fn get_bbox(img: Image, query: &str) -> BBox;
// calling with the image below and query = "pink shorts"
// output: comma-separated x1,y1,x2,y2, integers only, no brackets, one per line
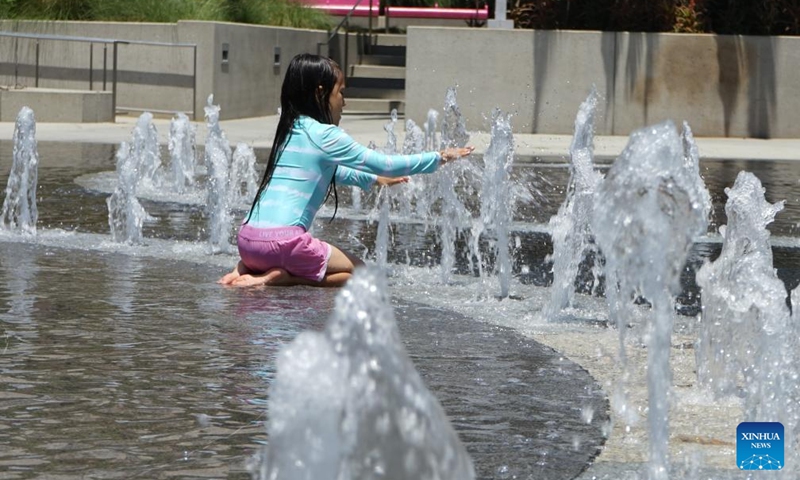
237,224,332,282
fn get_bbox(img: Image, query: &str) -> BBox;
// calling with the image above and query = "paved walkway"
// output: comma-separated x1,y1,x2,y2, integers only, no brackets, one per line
1,113,800,161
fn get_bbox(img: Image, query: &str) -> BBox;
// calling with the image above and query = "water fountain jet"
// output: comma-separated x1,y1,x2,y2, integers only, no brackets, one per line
1,107,39,235
592,120,709,480
229,142,258,208
107,142,153,244
545,87,603,319
473,108,515,298
167,112,197,194
695,170,799,473
250,267,475,480
131,112,162,190
204,95,234,254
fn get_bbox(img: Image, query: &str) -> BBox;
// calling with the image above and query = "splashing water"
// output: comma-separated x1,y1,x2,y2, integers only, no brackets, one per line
695,171,799,473
132,112,162,190
373,112,400,269
107,142,152,244
592,120,709,480
167,112,197,194
680,121,712,224
436,88,473,284
352,141,382,213
545,87,604,319
374,187,392,269
204,95,234,254
440,87,469,150
230,143,258,209
383,108,399,154
350,185,363,212
249,267,475,480
403,118,425,155
472,108,515,298
1,107,39,234
370,118,429,270
424,109,439,151
364,91,515,292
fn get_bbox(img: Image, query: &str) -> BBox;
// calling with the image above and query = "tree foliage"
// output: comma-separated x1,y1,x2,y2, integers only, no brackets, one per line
509,0,800,35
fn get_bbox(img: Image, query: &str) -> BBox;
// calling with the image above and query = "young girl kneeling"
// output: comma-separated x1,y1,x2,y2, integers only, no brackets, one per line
219,53,472,287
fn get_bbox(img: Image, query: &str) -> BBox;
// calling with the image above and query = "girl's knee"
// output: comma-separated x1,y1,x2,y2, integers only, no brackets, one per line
326,245,360,273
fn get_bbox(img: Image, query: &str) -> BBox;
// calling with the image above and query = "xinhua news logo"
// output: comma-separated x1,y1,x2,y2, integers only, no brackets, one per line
737,422,784,471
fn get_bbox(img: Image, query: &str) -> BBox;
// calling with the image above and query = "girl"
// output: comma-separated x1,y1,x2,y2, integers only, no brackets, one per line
219,53,473,287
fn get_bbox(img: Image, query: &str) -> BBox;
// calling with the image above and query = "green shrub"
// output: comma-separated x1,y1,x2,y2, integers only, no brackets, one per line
2,0,333,29
0,0,14,17
231,0,332,30
12,0,95,20
90,0,227,23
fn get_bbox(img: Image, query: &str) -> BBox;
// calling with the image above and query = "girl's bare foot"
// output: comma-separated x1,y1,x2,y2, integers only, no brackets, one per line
230,268,290,287
218,270,240,285
218,261,253,285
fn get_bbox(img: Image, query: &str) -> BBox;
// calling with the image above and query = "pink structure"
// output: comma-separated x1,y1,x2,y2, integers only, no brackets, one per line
386,4,488,20
303,0,488,21
303,0,379,17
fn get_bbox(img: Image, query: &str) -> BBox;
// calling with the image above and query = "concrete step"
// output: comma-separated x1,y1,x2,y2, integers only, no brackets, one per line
343,32,406,117
347,76,404,90
345,85,405,100
365,43,406,57
358,53,405,67
344,98,405,115
349,64,405,79
370,33,407,47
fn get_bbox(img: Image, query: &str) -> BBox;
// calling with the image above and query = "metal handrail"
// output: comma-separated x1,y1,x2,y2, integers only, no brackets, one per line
326,0,370,44
0,31,198,119
317,0,372,79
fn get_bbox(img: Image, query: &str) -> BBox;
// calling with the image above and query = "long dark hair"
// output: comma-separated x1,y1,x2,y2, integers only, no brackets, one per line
245,53,341,224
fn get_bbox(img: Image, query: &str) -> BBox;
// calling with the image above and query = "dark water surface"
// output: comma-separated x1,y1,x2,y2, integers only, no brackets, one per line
3,143,798,239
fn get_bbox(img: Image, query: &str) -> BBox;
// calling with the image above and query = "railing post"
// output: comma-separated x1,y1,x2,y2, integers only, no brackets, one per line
89,42,93,90
344,20,349,79
192,45,198,120
35,40,40,87
13,37,18,87
369,0,373,36
112,41,119,119
384,0,390,33
103,43,108,91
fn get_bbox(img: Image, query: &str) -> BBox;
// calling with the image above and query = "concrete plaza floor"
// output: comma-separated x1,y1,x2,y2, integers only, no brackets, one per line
1,113,800,162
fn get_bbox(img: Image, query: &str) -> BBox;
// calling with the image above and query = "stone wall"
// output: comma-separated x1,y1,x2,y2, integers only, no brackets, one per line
0,20,327,121
406,27,800,138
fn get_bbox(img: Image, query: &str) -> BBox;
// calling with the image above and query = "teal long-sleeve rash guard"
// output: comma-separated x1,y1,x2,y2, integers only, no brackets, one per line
246,115,442,230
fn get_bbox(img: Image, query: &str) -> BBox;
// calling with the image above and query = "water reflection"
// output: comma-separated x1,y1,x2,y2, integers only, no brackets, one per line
0,243,39,344
0,245,271,478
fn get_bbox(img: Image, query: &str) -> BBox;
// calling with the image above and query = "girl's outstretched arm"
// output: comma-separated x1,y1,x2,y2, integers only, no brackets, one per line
314,122,474,177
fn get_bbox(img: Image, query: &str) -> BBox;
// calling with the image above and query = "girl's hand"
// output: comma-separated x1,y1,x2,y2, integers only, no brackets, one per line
376,176,410,187
439,146,475,165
